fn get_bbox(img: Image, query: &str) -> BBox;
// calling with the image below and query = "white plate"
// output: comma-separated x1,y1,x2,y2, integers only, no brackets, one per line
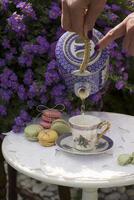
56,133,113,155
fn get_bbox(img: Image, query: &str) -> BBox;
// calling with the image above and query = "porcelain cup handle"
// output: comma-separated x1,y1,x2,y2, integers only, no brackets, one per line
97,121,111,140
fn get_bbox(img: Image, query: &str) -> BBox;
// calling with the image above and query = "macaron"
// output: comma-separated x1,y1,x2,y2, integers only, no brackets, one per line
40,120,51,129
38,129,58,147
41,115,56,123
24,124,44,141
43,109,62,119
117,154,133,166
51,119,71,135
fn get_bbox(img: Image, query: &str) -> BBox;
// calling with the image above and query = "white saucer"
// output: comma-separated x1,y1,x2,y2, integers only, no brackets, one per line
56,133,113,155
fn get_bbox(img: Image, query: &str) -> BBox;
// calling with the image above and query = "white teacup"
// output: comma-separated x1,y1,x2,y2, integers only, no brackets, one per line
69,115,110,151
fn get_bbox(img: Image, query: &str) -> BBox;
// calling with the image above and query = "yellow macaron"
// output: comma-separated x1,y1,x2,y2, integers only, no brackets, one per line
38,129,58,147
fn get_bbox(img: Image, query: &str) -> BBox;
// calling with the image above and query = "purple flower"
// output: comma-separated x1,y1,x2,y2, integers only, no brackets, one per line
70,108,81,116
27,100,36,109
28,82,38,99
12,125,23,133
56,27,65,39
23,44,37,54
18,54,33,67
111,51,123,60
10,47,17,54
0,59,6,67
49,42,57,58
36,36,49,54
20,110,31,122
16,1,36,19
106,12,119,22
39,85,47,94
118,66,125,74
111,4,121,11
2,38,10,49
49,2,61,19
0,89,12,102
13,110,31,133
36,36,47,46
10,82,18,91
0,68,18,90
104,27,111,34
115,80,125,90
10,72,18,81
51,84,65,97
23,38,49,55
40,95,48,104
8,12,26,36
12,0,20,5
97,19,107,26
54,96,64,105
38,44,49,55
108,42,118,50
124,10,131,15
123,73,128,81
47,59,57,70
90,92,102,103
62,98,72,110
0,105,7,116
15,116,25,126
5,52,14,61
24,69,33,85
1,0,9,10
45,70,60,86
17,85,27,100
104,4,111,11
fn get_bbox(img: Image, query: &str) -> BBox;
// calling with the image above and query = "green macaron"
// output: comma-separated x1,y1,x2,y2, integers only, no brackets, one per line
117,154,133,166
51,119,71,135
24,124,44,141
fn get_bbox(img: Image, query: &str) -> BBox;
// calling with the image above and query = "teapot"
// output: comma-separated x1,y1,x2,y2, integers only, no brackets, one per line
55,29,109,96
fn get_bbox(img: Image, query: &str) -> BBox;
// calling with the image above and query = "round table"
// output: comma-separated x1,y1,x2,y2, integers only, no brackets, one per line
2,112,134,200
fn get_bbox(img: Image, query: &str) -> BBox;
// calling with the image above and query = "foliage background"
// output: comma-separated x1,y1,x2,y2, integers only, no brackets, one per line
0,0,134,132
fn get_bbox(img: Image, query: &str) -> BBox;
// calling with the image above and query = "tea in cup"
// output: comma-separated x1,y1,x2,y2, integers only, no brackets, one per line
69,115,110,151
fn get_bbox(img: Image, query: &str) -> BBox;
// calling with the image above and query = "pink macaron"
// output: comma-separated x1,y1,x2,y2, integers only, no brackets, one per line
43,109,62,119
40,120,51,129
41,115,55,123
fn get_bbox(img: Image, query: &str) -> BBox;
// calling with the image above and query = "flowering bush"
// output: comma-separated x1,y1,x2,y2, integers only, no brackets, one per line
0,0,134,132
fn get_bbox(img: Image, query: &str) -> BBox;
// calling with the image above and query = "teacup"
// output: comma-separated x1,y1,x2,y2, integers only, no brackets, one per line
69,115,110,151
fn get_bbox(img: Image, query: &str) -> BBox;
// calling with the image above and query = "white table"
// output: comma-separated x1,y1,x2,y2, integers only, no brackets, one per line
2,112,134,200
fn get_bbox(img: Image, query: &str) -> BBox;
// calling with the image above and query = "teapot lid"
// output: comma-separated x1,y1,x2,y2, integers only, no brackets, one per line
55,29,109,73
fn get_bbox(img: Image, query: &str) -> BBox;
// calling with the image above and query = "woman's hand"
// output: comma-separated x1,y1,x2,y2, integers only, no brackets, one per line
61,0,106,37
98,13,134,56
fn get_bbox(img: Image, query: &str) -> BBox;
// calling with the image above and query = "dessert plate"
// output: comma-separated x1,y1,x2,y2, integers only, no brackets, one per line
56,133,113,155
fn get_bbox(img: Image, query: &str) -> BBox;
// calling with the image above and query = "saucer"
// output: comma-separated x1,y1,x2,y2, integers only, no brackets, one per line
56,133,113,155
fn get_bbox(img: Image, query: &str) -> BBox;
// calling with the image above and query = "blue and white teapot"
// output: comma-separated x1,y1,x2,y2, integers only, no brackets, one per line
55,29,109,95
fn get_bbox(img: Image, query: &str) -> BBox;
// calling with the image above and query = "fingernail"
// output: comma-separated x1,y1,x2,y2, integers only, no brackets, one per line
87,30,93,39
95,44,100,51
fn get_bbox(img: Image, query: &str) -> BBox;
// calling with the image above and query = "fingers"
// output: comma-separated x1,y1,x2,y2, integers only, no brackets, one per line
61,0,90,37
84,0,106,36
98,15,134,56
98,22,126,49
61,0,72,31
69,1,85,37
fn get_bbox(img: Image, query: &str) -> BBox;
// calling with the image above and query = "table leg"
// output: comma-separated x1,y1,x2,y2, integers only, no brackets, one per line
0,138,7,200
58,186,71,200
82,188,98,200
8,165,17,200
